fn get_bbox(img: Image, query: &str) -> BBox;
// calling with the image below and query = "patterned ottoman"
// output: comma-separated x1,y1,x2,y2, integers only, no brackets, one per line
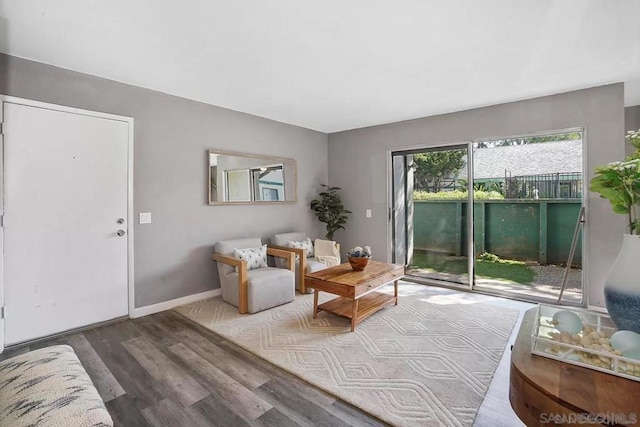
0,345,112,427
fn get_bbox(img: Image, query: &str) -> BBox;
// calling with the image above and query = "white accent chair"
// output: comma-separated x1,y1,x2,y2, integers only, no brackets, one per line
212,238,295,314
270,232,340,294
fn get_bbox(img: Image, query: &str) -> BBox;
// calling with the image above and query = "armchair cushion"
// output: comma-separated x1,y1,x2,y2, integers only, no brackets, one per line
286,237,314,258
214,238,295,314
233,244,268,271
271,232,342,294
222,267,295,313
306,258,329,274
272,232,307,248
272,232,308,270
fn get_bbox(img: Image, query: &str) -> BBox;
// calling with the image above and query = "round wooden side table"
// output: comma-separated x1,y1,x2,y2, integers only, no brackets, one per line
510,308,640,426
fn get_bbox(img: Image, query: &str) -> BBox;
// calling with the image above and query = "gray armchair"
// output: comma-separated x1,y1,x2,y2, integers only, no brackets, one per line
212,238,295,314
270,232,340,294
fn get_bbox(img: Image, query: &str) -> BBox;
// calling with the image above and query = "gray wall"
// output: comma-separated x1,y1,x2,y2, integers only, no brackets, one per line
626,105,640,156
0,54,328,308
328,84,626,308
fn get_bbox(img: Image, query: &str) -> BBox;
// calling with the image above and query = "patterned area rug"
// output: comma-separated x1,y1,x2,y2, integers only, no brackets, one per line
174,287,518,426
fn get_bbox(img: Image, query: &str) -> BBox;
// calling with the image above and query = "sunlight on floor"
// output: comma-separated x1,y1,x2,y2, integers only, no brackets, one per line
420,294,485,305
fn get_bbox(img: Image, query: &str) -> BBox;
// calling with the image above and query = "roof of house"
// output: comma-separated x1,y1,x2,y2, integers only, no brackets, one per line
459,140,583,179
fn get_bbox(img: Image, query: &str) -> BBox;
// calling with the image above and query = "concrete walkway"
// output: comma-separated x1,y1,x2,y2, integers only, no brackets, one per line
407,264,583,304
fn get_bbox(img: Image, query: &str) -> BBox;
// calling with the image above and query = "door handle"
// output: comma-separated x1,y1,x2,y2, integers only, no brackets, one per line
117,230,126,237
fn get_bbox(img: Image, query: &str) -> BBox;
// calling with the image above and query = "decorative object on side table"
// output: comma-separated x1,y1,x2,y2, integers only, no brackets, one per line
532,304,640,382
347,245,371,271
590,129,640,334
310,185,351,240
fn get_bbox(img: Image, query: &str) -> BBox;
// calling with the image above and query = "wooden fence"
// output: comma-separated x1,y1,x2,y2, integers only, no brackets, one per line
413,200,582,265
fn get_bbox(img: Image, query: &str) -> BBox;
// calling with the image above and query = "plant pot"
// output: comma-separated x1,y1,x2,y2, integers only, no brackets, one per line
604,234,640,334
348,256,370,271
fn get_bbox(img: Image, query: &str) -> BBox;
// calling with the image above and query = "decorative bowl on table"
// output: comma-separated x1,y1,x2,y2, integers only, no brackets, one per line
347,246,372,271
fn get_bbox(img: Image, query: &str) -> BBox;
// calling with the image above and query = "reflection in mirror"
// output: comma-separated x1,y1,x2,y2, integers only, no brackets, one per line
208,150,296,204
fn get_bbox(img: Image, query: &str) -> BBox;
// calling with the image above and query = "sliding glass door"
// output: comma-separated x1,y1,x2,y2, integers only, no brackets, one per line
392,145,473,288
391,130,585,305
470,133,584,304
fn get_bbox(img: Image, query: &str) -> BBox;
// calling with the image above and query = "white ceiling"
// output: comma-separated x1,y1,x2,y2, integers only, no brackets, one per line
1,1,639,133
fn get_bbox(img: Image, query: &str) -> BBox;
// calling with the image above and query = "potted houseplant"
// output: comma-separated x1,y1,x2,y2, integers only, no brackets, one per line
310,185,351,240
590,129,640,333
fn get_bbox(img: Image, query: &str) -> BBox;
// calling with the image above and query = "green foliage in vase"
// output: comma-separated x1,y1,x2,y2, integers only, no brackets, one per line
310,185,351,240
589,130,640,235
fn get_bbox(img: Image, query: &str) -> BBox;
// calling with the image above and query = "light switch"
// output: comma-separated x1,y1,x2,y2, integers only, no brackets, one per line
139,212,152,224
366,209,372,218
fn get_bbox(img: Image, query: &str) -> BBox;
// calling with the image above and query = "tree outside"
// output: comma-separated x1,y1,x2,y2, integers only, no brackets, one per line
413,150,465,193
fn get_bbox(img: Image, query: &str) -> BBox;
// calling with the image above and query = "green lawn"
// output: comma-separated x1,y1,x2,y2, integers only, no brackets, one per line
410,251,536,284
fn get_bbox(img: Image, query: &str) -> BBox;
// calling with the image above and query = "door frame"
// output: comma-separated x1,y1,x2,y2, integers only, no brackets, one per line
0,95,135,351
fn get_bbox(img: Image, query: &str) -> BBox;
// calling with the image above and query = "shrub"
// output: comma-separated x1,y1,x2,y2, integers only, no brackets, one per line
413,190,504,200
478,252,500,262
477,251,526,266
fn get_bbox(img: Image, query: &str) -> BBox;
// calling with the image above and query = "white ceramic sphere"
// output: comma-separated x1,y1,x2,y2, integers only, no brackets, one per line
610,330,640,352
622,349,640,361
552,310,583,334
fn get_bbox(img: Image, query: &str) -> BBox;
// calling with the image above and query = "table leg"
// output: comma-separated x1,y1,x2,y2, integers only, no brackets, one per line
394,279,399,305
351,298,359,332
313,289,319,319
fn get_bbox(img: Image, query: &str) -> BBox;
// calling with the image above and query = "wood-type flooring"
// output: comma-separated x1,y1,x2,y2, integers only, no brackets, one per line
0,310,386,427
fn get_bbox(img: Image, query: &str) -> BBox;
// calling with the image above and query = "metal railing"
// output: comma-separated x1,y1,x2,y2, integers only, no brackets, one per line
504,172,582,199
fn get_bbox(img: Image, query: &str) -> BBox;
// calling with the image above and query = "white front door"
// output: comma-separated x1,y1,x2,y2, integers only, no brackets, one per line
2,99,131,346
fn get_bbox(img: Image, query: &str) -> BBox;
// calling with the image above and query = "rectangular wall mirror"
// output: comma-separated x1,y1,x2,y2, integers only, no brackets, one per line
208,150,297,204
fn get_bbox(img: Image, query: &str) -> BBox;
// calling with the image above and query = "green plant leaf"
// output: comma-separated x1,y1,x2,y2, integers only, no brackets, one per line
310,185,350,239
590,136,640,233
612,204,630,214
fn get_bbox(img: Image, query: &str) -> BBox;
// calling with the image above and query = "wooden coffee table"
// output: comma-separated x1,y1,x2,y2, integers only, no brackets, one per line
305,261,405,331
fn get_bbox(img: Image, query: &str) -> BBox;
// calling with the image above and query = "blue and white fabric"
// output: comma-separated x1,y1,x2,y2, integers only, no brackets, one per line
286,237,314,258
233,244,268,271
0,345,112,427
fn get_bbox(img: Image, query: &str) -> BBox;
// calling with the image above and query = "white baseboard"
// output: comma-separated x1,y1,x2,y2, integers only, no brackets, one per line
132,289,221,318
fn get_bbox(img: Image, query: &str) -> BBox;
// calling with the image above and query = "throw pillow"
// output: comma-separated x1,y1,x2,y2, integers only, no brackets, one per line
233,244,268,272
287,237,314,258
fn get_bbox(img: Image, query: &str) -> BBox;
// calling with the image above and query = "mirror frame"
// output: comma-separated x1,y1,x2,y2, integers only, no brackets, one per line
208,149,297,205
